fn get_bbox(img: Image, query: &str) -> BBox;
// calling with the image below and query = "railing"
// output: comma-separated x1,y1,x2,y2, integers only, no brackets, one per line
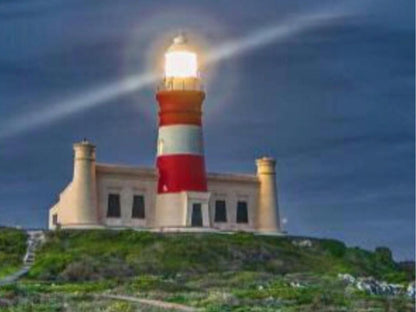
157,77,204,92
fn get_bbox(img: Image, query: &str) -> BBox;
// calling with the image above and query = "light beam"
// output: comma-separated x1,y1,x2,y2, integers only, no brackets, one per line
0,10,345,140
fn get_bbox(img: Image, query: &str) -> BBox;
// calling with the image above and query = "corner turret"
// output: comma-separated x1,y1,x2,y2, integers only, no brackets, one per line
70,139,99,227
256,157,281,232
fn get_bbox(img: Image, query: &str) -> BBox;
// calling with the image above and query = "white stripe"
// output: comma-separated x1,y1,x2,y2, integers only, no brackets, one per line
157,125,203,156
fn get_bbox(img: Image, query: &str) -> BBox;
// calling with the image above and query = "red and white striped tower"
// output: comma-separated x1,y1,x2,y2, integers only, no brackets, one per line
154,34,210,228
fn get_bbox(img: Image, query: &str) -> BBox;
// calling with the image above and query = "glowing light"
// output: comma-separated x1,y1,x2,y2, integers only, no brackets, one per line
164,34,198,78
165,51,198,78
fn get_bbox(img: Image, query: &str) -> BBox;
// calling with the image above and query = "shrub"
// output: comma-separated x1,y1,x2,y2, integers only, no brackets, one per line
381,271,408,284
59,256,134,282
28,254,72,280
319,239,347,258
374,247,393,264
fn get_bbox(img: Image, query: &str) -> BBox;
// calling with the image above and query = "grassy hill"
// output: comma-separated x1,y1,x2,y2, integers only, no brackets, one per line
0,229,414,311
28,230,412,283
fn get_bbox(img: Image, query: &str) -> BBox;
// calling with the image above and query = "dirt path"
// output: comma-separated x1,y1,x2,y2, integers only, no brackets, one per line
101,294,200,311
0,267,30,286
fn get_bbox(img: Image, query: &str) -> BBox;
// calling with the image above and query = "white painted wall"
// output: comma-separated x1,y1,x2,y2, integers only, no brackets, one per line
207,175,259,231
49,160,279,233
96,165,157,228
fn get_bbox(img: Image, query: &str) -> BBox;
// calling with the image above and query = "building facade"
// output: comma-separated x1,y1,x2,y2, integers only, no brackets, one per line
48,35,281,233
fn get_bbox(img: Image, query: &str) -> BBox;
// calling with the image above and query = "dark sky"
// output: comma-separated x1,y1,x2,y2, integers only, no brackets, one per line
0,0,414,260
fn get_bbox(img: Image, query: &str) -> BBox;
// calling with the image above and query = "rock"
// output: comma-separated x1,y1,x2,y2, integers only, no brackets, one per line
338,273,355,284
355,277,404,296
337,274,408,297
292,239,312,248
407,282,415,298
289,281,304,288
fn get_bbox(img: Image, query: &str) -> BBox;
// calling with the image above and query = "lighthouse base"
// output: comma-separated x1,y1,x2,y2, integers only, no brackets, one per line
154,191,211,228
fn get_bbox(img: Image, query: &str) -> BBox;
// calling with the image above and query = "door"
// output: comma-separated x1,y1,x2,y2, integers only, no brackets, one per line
191,203,203,227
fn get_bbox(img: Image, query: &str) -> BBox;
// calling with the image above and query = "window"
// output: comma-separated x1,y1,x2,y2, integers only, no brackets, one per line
236,201,248,223
214,200,227,222
107,194,121,218
52,214,58,225
132,195,145,219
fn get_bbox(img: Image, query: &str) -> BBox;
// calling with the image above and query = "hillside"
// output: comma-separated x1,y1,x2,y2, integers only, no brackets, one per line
0,229,414,311
0,228,27,278
27,230,412,283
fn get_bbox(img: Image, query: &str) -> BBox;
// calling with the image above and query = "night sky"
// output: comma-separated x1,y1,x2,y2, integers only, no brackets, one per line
0,0,414,260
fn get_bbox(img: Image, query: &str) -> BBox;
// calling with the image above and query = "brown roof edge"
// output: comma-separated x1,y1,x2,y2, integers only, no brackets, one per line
95,163,258,183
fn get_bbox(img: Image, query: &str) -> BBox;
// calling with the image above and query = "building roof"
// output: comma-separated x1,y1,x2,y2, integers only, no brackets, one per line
96,163,259,184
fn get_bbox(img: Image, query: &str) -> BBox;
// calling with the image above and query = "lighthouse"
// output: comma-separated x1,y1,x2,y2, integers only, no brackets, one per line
154,34,211,228
48,34,282,233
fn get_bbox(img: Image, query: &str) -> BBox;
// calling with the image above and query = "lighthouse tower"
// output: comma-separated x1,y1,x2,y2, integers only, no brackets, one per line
154,34,211,228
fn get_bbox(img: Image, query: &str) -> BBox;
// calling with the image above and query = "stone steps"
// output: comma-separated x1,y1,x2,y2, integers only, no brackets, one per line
22,231,45,267
0,230,45,286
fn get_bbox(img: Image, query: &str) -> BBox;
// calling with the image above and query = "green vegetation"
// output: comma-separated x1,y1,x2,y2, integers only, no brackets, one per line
1,271,414,311
28,230,413,283
0,228,27,278
0,229,414,311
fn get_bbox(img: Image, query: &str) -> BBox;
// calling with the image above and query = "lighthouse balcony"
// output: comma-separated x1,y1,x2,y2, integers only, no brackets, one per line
157,77,204,92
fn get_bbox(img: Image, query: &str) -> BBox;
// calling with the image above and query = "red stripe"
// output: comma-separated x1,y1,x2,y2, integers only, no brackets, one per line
156,90,205,126
159,112,202,126
157,155,207,193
